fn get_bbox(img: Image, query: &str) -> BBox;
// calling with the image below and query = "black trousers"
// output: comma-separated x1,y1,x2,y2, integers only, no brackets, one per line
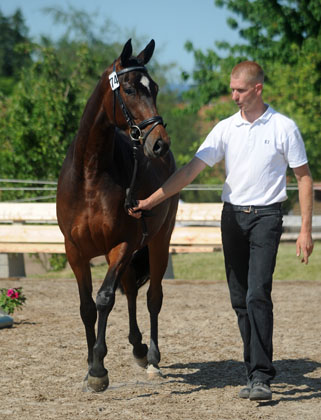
221,202,283,384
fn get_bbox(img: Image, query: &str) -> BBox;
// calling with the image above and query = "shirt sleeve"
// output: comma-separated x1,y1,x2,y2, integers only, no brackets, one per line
284,125,308,168
195,122,225,167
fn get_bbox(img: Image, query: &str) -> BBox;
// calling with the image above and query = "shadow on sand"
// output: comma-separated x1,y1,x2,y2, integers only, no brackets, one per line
163,358,321,404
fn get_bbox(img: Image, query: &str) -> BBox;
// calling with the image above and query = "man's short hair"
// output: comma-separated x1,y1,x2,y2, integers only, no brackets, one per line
231,61,264,85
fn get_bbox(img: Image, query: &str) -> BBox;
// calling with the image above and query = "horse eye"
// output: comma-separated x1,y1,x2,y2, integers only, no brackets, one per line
124,87,136,95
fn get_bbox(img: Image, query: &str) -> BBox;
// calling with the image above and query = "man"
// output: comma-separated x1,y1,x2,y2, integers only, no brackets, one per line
128,61,314,401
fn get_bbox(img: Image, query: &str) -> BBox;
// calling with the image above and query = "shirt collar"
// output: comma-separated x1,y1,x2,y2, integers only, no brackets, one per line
234,104,273,126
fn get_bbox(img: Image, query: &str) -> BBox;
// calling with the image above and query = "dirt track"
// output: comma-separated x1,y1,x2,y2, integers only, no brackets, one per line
1,275,320,420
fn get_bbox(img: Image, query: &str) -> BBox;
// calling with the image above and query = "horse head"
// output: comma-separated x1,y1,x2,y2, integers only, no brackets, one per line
104,39,170,159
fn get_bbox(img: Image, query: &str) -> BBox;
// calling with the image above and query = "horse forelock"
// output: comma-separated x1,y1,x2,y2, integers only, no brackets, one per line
117,59,156,97
120,56,144,69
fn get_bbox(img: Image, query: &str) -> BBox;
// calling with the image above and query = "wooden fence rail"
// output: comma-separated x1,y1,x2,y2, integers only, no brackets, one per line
0,202,223,254
1,202,320,256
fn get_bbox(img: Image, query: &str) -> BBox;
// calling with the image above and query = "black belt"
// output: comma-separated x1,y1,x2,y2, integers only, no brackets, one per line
223,202,282,213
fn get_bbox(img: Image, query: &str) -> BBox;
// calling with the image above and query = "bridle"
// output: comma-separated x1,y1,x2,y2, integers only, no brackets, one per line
110,61,165,245
111,61,165,146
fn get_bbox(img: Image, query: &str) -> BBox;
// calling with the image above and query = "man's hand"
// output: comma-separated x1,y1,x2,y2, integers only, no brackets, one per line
128,199,150,219
296,232,314,264
127,157,207,220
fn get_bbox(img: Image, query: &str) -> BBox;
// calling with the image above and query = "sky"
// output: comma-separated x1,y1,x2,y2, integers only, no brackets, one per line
0,0,242,82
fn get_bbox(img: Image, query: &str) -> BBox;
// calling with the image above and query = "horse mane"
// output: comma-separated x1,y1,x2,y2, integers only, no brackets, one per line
113,128,135,174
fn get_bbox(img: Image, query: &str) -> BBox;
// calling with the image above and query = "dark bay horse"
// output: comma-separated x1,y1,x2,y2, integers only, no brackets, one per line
56,39,178,392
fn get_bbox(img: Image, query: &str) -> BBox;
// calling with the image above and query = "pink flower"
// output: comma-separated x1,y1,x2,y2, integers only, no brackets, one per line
7,289,19,299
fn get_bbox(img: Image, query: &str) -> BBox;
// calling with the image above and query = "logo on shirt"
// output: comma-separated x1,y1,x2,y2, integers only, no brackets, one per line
264,139,270,144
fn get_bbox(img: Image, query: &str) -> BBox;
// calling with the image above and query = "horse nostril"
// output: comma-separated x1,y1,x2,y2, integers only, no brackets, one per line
153,139,169,157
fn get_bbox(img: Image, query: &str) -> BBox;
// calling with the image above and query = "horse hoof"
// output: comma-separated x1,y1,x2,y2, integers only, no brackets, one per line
147,364,162,379
86,373,109,393
134,354,148,368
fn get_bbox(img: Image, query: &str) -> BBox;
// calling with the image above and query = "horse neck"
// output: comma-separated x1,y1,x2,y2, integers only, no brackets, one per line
73,75,115,175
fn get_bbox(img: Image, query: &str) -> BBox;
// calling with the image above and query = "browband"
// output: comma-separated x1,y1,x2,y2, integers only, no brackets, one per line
116,66,148,77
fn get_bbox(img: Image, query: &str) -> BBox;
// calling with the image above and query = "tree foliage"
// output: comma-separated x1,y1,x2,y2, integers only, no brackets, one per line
0,44,92,200
183,0,321,181
0,6,197,201
215,0,321,63
0,9,31,94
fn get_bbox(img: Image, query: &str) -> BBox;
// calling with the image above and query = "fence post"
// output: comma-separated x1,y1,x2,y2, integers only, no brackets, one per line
0,253,26,278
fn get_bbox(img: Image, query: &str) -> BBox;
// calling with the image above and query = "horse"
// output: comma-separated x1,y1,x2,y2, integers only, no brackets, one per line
56,39,178,392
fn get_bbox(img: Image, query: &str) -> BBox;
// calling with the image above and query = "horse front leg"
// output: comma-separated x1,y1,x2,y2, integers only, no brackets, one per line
87,244,131,392
86,269,116,392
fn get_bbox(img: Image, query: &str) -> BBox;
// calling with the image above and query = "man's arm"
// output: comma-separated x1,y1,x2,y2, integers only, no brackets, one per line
128,157,207,218
293,163,314,264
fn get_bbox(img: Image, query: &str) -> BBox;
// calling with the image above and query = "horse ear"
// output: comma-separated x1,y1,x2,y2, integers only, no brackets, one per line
120,39,133,67
137,39,155,65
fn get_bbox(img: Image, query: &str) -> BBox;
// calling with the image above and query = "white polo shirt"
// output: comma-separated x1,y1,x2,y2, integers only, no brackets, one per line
195,105,308,206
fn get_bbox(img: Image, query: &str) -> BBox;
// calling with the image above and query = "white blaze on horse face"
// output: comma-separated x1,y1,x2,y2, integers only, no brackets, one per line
140,75,151,93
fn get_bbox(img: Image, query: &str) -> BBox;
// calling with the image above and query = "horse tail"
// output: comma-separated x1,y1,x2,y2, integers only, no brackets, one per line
118,246,150,293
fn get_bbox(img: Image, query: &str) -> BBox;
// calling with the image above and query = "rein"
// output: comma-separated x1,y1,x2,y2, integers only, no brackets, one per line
111,62,164,246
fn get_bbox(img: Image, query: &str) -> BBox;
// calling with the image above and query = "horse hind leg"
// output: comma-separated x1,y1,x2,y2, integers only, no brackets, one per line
121,247,150,367
65,242,98,390
122,272,149,368
145,239,170,379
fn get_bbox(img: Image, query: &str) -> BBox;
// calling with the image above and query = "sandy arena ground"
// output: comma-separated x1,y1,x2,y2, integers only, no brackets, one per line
1,275,320,420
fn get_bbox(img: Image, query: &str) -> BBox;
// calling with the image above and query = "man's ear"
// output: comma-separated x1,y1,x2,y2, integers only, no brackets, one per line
255,83,263,95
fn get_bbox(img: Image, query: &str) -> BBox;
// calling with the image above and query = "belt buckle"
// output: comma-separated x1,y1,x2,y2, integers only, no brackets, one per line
243,205,252,213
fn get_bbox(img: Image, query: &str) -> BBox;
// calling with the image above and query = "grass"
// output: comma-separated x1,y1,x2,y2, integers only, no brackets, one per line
38,242,321,282
274,241,321,281
171,242,321,282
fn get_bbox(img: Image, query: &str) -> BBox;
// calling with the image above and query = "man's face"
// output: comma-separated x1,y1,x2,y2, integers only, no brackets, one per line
230,75,262,113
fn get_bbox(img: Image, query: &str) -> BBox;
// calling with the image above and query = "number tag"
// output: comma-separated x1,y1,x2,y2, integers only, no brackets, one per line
109,71,120,90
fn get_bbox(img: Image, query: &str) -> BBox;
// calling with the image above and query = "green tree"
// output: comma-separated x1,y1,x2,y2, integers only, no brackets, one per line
0,43,91,200
41,5,173,93
0,8,31,94
0,6,199,203
263,42,321,179
39,6,124,98
182,0,321,181
215,0,321,64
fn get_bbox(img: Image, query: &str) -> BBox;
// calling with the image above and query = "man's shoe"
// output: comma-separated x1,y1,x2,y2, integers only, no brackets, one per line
249,382,272,401
239,383,251,399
